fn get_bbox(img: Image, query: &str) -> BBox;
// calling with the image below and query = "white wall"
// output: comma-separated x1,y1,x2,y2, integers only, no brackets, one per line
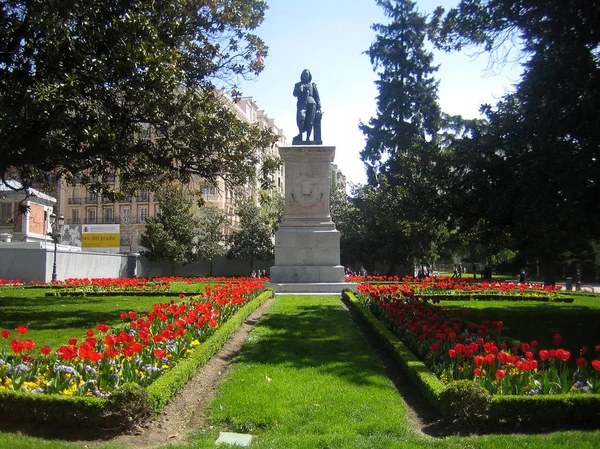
0,243,128,282
0,243,273,282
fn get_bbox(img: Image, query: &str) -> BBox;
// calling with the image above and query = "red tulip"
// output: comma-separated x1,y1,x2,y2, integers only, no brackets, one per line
41,345,52,355
553,333,562,345
67,338,78,346
474,355,484,366
15,325,28,335
539,350,549,360
484,354,495,365
592,360,600,371
576,357,586,367
22,339,36,351
556,349,571,362
1,330,10,339
97,323,110,333
496,369,506,379
474,368,482,376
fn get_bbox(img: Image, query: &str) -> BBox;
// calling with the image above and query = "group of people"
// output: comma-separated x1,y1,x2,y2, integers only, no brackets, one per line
344,267,369,279
452,264,464,278
251,270,267,278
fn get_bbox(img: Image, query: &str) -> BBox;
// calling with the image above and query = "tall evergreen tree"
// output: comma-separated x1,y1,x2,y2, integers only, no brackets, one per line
197,206,229,276
434,0,600,284
359,0,447,272
140,186,200,267
227,200,273,271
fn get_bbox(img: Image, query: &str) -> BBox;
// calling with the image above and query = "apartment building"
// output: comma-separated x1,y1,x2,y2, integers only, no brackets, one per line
57,96,286,253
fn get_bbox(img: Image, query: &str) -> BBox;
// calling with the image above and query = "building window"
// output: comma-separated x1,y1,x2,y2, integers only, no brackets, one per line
121,207,130,223
87,208,96,224
103,208,114,223
71,209,80,224
203,186,217,196
0,203,13,225
138,207,148,223
136,191,150,202
86,193,97,204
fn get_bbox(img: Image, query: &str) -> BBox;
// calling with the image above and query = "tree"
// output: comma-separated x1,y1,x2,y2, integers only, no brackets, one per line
197,206,229,276
227,199,273,271
359,0,448,272
140,186,199,268
1,0,276,196
433,1,600,284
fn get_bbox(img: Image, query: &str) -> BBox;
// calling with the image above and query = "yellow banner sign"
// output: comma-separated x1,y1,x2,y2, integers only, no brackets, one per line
81,233,120,248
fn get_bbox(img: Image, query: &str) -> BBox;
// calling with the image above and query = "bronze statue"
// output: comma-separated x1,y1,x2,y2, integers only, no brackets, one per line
293,69,322,145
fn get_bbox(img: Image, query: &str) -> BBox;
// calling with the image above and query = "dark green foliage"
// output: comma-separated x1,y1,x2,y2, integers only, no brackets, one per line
197,206,229,275
438,379,491,423
1,0,276,195
105,382,152,430
359,0,448,271
489,394,600,427
432,1,600,285
140,186,200,265
0,390,106,427
227,200,274,268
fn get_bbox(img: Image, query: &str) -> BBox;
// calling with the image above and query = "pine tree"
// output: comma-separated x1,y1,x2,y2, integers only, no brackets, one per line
359,0,446,271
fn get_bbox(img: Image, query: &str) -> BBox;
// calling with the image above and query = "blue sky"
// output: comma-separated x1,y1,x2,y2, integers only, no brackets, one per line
238,0,523,185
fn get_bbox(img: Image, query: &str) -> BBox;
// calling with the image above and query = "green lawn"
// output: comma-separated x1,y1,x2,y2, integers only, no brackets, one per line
0,292,599,448
441,296,600,357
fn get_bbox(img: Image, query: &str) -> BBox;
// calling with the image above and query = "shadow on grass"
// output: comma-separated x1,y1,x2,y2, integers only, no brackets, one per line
233,302,400,387
0,295,157,331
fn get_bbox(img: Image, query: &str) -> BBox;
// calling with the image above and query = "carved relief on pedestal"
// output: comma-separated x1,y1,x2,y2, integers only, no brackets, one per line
289,177,324,209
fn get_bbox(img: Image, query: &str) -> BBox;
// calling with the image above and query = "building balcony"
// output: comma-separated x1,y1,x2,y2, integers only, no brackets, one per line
85,196,98,204
135,194,150,202
67,198,83,205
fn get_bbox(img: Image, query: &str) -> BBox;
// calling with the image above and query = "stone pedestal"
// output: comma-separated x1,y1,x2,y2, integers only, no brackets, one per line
269,145,344,285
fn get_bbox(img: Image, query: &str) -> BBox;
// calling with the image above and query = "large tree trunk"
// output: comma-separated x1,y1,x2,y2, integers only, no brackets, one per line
543,258,557,287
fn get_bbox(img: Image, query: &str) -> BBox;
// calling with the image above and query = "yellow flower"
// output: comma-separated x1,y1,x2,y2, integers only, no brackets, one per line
191,339,200,346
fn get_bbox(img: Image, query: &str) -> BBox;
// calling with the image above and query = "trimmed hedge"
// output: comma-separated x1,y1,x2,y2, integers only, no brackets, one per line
344,291,600,428
418,293,564,302
0,289,273,431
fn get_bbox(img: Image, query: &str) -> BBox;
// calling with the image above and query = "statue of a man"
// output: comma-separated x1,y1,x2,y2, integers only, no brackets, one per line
293,69,322,144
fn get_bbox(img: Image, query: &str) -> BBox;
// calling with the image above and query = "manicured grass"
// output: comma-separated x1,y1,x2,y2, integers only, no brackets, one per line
188,296,600,449
1,293,599,448
199,295,417,448
441,296,600,357
0,287,183,353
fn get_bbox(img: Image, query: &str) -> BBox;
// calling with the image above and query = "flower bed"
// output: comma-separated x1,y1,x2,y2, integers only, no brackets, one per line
356,283,599,396
1,280,264,397
345,287,600,427
0,278,273,430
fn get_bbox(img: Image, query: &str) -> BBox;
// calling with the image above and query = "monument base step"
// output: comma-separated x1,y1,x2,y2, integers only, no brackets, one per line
266,282,358,295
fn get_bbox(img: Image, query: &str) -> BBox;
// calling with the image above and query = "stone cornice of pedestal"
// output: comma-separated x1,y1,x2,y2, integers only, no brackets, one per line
278,145,336,162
